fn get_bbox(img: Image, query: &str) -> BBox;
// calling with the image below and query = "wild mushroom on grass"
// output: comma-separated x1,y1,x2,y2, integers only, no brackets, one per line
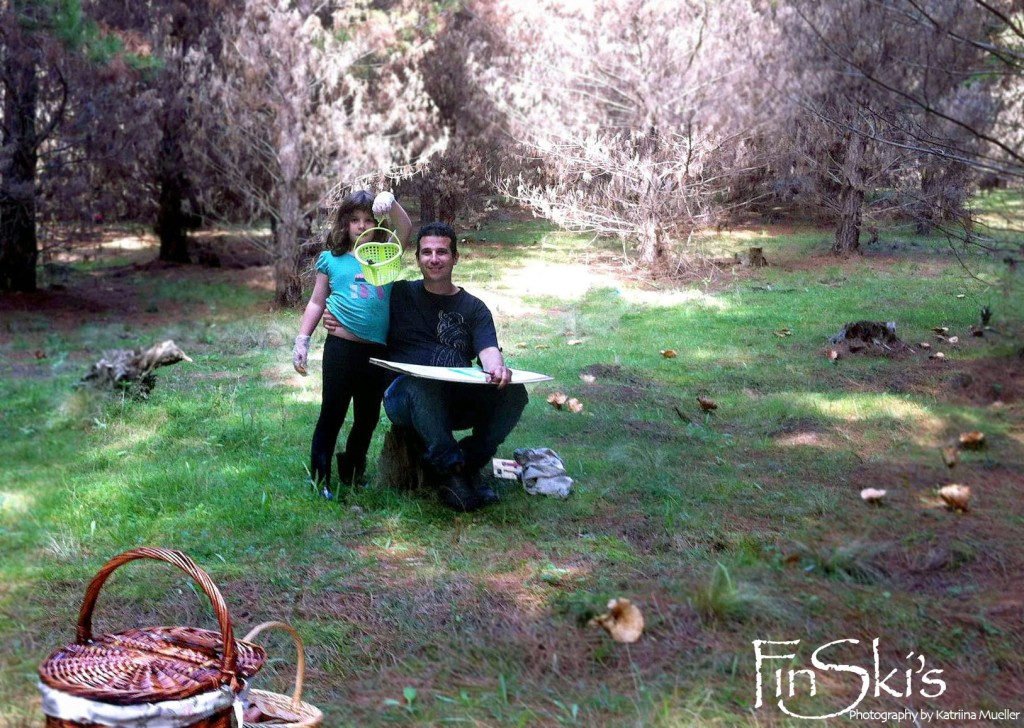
589,598,644,643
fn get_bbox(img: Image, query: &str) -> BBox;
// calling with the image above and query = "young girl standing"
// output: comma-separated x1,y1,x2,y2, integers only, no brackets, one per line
292,190,412,499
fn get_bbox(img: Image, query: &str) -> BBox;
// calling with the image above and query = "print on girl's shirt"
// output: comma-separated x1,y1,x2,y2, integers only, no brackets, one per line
350,274,385,300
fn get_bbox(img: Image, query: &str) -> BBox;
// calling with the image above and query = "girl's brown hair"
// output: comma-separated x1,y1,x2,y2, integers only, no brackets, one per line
327,190,390,255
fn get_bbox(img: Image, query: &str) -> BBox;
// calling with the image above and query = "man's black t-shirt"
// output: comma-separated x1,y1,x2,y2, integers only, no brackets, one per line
388,280,499,367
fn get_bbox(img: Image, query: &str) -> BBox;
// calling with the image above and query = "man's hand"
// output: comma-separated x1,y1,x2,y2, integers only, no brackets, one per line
293,334,311,375
322,311,340,333
484,364,512,389
479,346,510,389
372,191,396,219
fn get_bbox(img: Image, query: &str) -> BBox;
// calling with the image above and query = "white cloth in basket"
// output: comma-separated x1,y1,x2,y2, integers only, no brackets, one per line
39,681,248,728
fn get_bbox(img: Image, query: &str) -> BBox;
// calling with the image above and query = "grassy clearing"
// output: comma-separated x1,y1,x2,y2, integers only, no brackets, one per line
1,216,1022,726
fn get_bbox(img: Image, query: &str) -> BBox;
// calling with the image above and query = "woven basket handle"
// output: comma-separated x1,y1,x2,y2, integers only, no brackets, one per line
75,547,239,690
242,621,307,712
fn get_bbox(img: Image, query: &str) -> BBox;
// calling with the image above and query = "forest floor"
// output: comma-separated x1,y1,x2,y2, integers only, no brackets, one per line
1,211,1023,726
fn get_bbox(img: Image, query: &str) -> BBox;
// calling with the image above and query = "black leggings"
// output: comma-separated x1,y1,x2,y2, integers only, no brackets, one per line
310,336,387,486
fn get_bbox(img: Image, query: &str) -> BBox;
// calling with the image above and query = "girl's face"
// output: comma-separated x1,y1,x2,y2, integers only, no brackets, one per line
347,210,375,244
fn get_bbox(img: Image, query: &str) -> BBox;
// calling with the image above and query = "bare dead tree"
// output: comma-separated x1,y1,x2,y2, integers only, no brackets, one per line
779,0,1021,256
407,4,515,225
195,0,445,306
480,0,769,270
842,0,1024,180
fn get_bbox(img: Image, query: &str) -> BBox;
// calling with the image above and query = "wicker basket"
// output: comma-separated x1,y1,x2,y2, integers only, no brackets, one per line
353,228,403,286
241,622,323,727
38,547,266,728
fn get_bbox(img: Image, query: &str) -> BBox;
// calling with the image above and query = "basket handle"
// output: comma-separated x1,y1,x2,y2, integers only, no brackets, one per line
75,547,240,691
354,226,402,252
242,621,308,713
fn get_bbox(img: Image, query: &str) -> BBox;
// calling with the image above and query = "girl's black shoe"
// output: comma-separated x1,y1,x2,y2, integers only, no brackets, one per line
335,451,366,487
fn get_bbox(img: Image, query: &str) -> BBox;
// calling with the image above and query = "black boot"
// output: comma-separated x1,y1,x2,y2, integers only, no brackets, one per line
311,453,334,501
470,469,499,506
437,467,481,512
335,452,366,487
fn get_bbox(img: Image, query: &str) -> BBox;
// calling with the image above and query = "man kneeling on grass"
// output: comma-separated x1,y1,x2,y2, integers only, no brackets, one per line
326,221,528,511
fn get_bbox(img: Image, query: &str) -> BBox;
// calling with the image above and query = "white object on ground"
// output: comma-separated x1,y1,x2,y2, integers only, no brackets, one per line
514,447,574,498
860,488,886,503
492,458,522,480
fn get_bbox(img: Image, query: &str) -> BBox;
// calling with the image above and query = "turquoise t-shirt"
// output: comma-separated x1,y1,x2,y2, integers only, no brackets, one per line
316,251,391,344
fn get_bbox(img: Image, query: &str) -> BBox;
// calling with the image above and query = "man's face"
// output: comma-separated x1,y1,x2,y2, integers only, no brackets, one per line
417,235,458,284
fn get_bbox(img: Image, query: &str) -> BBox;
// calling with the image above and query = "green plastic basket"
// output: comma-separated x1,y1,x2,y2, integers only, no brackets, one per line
353,228,403,286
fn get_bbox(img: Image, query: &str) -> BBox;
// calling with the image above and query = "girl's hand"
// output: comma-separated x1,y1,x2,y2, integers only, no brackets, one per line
293,335,311,375
372,191,396,219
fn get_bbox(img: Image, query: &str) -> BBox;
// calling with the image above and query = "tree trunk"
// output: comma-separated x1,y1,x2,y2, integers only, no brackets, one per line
273,192,304,307
0,26,39,293
438,189,459,225
833,184,864,255
273,253,304,307
274,126,303,307
636,165,667,265
831,131,867,256
915,168,936,235
156,180,191,263
155,101,191,263
636,216,664,266
419,182,437,224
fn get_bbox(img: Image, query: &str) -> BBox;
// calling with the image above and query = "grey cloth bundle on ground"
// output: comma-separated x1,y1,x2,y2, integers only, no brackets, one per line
513,447,574,498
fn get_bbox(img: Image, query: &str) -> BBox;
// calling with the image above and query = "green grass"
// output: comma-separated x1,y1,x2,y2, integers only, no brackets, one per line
1,214,1023,726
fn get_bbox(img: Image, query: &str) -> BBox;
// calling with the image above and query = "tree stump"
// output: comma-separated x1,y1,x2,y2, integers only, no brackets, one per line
826,320,911,358
734,247,768,267
828,320,900,347
378,426,427,491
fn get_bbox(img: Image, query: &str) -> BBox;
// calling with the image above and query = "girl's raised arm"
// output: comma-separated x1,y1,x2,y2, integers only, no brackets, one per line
373,191,413,249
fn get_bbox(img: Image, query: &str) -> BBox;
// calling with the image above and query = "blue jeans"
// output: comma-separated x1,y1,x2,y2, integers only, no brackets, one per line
383,376,528,474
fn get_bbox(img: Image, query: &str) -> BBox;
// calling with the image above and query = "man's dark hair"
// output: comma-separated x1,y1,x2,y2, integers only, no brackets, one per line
415,221,458,256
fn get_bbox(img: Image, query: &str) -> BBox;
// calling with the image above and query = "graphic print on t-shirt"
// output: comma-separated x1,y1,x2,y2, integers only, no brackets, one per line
431,310,470,366
349,274,384,301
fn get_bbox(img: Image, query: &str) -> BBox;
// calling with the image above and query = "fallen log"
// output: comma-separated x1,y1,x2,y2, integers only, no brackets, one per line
80,339,192,397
